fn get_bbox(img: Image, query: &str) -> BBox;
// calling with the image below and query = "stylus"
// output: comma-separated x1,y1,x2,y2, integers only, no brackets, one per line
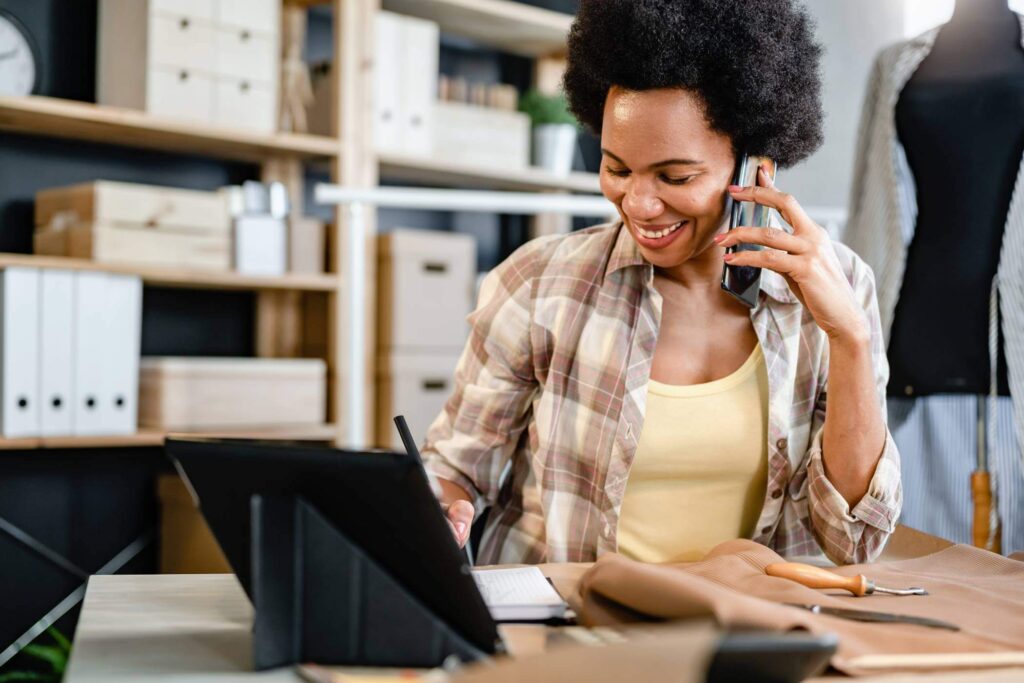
394,415,423,462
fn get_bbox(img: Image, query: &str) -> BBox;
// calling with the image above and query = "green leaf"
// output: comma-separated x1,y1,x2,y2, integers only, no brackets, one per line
0,671,58,682
44,628,70,655
518,89,579,128
20,645,66,674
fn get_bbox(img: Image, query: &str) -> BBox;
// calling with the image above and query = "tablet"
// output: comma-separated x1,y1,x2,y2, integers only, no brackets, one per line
166,436,501,657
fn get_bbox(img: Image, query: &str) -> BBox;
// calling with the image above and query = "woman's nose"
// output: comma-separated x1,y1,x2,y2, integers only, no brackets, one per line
621,182,665,221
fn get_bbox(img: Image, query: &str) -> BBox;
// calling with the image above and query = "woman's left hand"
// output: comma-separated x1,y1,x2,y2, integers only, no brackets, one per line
715,165,869,343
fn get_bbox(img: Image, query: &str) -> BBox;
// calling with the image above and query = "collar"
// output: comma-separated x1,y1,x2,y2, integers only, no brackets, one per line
604,222,797,305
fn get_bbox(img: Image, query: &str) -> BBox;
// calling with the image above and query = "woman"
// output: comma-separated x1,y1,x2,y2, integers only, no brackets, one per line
423,0,901,566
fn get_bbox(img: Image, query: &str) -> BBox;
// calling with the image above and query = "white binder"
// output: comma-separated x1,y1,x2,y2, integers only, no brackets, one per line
399,15,439,157
72,271,110,435
39,269,74,436
374,11,403,154
0,267,41,438
103,273,142,435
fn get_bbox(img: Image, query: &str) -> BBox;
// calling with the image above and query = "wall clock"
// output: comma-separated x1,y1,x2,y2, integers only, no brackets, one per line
0,9,38,96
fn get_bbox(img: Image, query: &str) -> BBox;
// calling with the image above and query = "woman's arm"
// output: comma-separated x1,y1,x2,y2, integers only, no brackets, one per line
822,329,887,506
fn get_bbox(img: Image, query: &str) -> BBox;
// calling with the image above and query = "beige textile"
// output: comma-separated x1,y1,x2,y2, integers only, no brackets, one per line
454,622,719,683
573,539,1024,676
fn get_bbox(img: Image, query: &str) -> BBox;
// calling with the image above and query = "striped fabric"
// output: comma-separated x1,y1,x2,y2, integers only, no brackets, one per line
841,16,1024,552
422,222,901,566
889,396,1023,553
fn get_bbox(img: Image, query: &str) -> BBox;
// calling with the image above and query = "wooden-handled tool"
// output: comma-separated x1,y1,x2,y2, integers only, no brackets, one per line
765,562,927,597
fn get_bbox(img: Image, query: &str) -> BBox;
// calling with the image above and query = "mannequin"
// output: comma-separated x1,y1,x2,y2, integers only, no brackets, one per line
887,0,1024,396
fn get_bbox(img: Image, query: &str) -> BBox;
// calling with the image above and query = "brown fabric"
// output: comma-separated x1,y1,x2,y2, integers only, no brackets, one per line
574,539,1024,676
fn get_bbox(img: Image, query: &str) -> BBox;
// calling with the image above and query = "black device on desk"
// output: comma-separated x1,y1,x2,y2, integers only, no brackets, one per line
167,433,836,681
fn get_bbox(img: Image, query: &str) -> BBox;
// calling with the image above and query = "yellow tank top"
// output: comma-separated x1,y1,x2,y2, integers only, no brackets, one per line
616,344,770,563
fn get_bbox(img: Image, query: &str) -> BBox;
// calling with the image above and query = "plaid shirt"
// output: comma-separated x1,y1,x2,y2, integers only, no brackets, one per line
423,222,902,566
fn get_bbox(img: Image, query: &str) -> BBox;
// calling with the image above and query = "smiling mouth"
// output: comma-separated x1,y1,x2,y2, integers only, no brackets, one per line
634,220,686,239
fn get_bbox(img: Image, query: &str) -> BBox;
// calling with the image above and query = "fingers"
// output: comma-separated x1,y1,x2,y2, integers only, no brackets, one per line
715,226,807,254
727,169,814,235
447,500,475,548
723,246,799,275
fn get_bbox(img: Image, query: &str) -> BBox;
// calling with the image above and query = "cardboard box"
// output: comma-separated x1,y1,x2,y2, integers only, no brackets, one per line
158,473,231,574
377,229,476,352
376,351,461,450
139,357,326,430
433,101,530,170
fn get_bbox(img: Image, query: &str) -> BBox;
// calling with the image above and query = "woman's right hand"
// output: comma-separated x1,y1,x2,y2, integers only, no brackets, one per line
445,499,475,548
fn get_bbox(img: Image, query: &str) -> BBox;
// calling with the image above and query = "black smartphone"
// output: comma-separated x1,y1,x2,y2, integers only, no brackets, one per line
721,154,777,308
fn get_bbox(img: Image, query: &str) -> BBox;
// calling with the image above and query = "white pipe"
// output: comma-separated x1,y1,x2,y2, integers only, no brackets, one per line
344,202,367,449
316,184,615,216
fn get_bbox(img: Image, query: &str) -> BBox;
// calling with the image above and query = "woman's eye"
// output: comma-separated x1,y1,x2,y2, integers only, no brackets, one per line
661,175,695,185
605,167,630,178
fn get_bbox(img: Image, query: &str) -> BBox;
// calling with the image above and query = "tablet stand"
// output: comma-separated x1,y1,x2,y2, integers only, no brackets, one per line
249,494,487,670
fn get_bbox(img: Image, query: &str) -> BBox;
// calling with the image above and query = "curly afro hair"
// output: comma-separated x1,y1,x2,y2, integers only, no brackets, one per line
563,0,824,168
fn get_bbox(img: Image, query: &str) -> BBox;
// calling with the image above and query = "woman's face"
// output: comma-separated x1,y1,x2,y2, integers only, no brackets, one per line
599,86,737,271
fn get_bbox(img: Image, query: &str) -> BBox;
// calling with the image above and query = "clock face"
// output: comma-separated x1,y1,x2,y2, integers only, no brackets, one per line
0,13,37,96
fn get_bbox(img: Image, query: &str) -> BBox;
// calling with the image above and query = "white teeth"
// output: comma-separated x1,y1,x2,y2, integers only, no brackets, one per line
637,221,684,240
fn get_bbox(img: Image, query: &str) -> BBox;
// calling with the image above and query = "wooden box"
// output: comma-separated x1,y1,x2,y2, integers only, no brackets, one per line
433,101,530,170
158,473,230,574
376,351,461,450
377,229,476,351
139,357,326,430
35,180,229,233
34,223,231,271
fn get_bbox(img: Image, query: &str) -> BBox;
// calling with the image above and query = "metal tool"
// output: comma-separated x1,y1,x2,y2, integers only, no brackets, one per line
765,562,928,596
785,603,960,632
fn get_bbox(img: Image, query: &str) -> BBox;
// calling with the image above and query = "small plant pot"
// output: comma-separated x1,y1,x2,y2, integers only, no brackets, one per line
532,123,578,176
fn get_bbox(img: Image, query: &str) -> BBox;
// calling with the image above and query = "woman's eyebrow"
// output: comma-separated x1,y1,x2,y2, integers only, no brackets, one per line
601,149,703,169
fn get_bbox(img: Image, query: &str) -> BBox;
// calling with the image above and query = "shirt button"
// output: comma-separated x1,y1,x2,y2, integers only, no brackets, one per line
771,488,783,500
776,438,788,451
603,522,612,538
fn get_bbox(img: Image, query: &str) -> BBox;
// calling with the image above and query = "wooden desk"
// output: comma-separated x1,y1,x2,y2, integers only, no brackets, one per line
64,528,1020,683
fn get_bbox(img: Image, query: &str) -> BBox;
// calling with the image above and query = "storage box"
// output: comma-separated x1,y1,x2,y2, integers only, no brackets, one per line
34,223,231,271
139,357,326,430
158,473,231,574
289,216,326,274
35,181,229,233
234,215,286,275
376,352,461,450
377,230,476,351
433,101,530,170
97,0,279,131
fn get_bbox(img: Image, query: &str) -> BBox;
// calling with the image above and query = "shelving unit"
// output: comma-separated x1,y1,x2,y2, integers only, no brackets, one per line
0,253,339,292
0,96,339,162
0,424,338,451
0,0,588,450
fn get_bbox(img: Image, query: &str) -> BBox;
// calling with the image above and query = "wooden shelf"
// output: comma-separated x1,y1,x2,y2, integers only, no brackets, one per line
0,424,340,451
299,0,572,57
380,152,601,193
0,253,340,292
0,96,340,163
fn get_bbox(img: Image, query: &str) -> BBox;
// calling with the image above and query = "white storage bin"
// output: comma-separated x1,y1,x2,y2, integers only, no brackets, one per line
378,230,476,352
433,101,530,170
376,352,461,450
97,0,278,131
139,357,326,430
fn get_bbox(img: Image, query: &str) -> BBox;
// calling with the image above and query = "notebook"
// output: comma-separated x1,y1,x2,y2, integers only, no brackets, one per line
472,566,570,622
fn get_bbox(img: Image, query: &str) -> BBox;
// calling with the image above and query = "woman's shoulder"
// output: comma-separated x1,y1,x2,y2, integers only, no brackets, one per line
496,221,622,281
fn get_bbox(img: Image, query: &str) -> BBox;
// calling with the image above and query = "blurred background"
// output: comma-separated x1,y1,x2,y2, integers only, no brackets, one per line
0,0,1021,680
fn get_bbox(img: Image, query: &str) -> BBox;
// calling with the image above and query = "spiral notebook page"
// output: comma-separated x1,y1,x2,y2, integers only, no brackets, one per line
472,566,568,622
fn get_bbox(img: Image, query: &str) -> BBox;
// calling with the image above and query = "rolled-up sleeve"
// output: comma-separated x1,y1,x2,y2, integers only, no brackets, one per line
421,240,544,515
805,247,903,564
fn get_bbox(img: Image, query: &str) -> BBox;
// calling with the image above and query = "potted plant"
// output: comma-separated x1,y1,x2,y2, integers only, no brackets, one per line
519,89,579,176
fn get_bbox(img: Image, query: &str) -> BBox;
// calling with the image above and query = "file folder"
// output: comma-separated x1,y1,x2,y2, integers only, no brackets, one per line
72,271,110,435
374,12,402,153
103,273,141,435
39,269,74,436
399,15,438,156
0,267,41,438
